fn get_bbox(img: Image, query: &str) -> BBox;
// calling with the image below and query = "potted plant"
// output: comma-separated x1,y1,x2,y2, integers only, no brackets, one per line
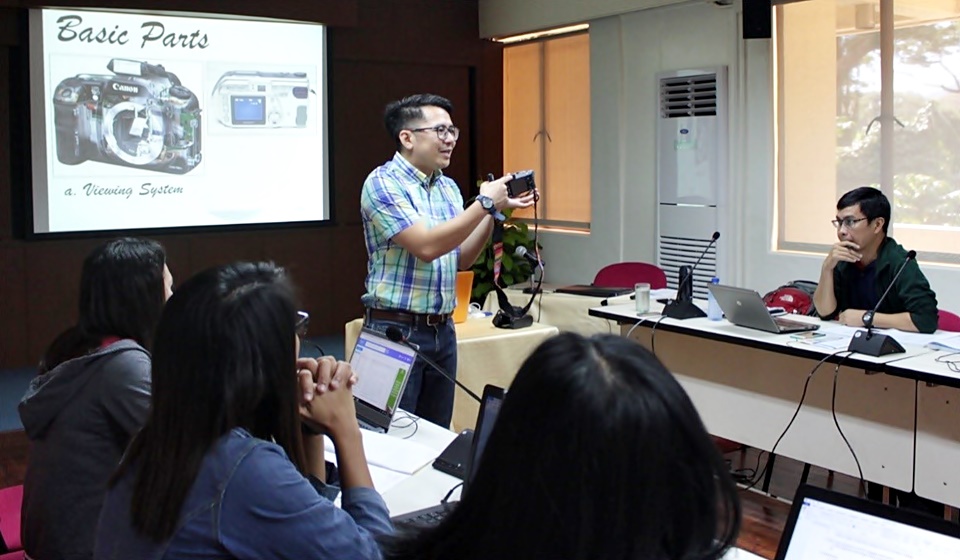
470,209,539,305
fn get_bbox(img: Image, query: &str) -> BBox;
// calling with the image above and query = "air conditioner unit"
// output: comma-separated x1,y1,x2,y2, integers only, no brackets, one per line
656,67,728,299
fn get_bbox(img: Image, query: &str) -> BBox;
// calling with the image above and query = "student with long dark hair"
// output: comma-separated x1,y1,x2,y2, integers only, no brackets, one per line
95,262,391,559
383,332,742,560
20,237,172,560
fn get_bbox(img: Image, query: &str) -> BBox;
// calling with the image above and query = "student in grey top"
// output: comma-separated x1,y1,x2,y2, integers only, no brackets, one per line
20,237,173,560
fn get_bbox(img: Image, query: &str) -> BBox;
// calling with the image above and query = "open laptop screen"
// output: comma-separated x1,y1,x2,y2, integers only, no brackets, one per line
777,486,960,560
464,385,505,490
350,328,417,419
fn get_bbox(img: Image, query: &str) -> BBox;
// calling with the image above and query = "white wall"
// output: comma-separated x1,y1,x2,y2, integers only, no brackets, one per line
493,0,960,313
537,2,742,287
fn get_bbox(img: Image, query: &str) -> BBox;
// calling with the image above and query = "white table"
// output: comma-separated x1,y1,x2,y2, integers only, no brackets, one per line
590,303,942,498
886,351,960,507
482,286,620,336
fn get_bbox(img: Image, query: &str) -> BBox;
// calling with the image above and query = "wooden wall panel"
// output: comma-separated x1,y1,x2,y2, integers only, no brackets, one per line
0,0,502,369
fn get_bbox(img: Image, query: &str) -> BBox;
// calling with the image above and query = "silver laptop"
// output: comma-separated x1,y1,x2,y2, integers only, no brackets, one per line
708,284,819,335
776,485,960,559
348,327,418,433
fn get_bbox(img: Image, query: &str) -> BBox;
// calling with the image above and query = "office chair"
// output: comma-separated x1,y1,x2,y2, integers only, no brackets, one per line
593,262,667,289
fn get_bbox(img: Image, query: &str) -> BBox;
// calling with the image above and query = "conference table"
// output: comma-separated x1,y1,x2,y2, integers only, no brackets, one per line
345,316,559,432
481,285,622,335
589,302,960,507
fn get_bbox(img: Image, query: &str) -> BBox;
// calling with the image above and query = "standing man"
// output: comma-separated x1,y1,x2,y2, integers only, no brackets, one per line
813,186,938,333
360,94,535,427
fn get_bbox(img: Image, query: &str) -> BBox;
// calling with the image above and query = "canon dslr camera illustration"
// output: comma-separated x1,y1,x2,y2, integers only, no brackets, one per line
53,59,202,174
212,71,310,128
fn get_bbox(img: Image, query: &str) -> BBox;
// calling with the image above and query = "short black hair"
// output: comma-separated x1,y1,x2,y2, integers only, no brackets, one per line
40,237,167,372
114,262,305,542
383,333,741,560
384,93,453,150
838,186,891,234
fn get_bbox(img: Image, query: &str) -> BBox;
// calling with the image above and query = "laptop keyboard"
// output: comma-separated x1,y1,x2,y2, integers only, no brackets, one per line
392,503,453,527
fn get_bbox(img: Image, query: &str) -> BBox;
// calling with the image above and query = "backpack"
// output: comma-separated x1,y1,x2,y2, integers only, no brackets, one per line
762,280,818,316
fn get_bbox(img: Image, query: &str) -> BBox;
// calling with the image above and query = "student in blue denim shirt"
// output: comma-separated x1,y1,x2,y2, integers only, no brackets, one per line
95,262,392,560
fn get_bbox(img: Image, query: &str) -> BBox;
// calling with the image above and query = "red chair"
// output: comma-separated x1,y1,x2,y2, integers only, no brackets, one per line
593,262,667,289
0,485,23,553
938,310,960,332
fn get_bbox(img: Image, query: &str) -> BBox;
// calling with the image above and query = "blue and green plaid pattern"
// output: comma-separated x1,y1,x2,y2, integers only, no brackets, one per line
360,153,464,314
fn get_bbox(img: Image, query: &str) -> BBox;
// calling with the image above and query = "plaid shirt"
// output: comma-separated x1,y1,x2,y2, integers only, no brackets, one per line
361,153,464,314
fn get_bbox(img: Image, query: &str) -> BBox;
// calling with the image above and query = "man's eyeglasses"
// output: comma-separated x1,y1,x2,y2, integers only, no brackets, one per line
831,217,869,229
296,311,310,339
409,125,460,141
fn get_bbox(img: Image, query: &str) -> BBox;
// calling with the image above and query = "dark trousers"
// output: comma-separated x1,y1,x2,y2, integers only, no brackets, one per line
363,314,457,428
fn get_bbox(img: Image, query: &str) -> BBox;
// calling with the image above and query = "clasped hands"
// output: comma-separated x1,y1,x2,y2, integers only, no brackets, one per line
297,356,359,436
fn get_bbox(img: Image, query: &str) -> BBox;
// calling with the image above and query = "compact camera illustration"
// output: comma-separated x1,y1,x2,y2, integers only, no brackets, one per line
212,71,311,128
53,59,202,174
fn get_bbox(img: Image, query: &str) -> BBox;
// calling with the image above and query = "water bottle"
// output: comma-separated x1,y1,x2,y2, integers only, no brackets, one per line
706,277,723,321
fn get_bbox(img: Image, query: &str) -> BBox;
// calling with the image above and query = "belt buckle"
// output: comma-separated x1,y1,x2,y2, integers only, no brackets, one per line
426,314,443,326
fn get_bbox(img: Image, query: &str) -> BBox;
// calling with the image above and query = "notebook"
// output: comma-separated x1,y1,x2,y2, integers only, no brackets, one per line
708,284,819,335
391,384,506,526
348,327,418,433
775,485,960,559
554,284,635,298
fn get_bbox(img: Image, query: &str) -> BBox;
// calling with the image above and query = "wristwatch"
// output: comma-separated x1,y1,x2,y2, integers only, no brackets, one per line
477,195,505,221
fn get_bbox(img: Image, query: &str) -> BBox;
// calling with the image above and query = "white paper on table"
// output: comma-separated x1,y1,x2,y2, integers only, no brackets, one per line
324,451,409,493
323,430,438,475
721,548,766,560
929,333,960,352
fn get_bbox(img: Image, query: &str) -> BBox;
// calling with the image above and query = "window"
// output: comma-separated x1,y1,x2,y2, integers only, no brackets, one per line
503,31,591,229
777,0,960,262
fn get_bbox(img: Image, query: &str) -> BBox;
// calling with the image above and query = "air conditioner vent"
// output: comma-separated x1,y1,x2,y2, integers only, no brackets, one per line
660,74,718,118
658,235,717,299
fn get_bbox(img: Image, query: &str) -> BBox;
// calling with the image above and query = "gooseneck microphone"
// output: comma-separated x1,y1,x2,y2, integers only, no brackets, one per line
847,249,916,357
514,246,544,268
662,231,720,320
385,326,481,403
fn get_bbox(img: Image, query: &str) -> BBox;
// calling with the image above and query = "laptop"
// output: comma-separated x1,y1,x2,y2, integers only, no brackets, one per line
775,485,960,559
349,327,418,433
555,284,634,298
708,284,819,335
391,384,506,527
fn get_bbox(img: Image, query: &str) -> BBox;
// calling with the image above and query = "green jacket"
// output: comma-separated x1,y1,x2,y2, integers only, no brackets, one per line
825,236,939,333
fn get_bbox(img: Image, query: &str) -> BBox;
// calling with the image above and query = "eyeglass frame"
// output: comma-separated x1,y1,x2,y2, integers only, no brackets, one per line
830,217,870,229
295,311,310,339
407,124,460,141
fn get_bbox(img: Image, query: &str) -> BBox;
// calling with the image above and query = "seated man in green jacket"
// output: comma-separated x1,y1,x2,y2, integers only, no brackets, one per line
813,186,939,333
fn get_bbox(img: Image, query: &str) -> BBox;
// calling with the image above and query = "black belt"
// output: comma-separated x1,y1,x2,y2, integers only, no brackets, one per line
366,308,450,327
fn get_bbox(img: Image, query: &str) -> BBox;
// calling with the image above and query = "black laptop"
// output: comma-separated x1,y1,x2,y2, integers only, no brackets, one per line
391,384,505,527
775,485,960,559
554,284,634,298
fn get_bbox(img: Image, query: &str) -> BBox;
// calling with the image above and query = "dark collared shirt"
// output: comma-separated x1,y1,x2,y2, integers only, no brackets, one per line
823,236,939,333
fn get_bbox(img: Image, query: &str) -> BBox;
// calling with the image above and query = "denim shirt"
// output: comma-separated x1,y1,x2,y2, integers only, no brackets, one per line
95,428,393,560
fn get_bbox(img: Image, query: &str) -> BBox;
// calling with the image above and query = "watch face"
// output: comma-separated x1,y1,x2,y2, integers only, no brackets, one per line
480,196,493,210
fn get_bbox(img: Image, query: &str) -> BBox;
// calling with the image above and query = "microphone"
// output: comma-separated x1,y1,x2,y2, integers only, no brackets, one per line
514,246,543,268
662,231,720,320
846,250,915,357
384,326,481,403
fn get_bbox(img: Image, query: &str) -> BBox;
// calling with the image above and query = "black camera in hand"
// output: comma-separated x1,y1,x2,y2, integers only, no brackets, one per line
506,170,536,198
53,58,202,174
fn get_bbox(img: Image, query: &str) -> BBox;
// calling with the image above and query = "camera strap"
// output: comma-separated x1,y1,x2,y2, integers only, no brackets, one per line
490,220,541,319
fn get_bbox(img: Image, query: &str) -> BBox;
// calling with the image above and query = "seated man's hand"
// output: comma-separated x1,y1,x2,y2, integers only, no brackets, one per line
824,241,862,271
838,309,866,327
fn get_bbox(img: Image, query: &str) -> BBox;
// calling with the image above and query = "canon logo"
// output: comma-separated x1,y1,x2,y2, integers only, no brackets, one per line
111,83,139,94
